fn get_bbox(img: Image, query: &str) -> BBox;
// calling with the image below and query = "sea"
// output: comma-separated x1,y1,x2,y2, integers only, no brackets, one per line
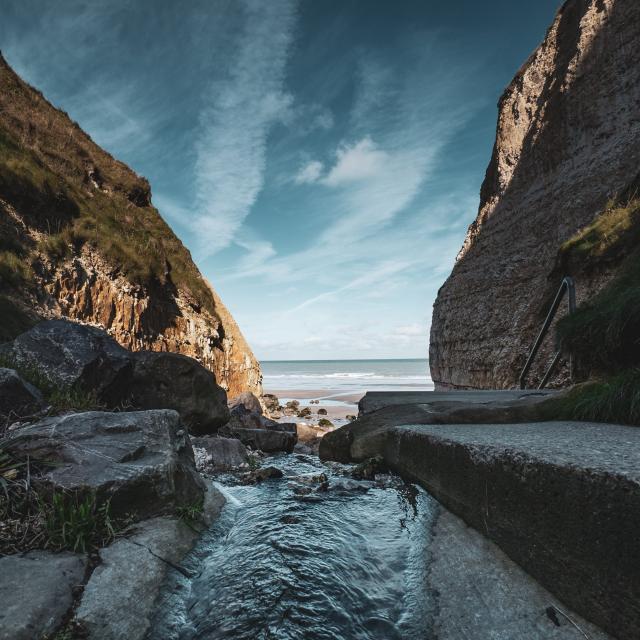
262,359,433,395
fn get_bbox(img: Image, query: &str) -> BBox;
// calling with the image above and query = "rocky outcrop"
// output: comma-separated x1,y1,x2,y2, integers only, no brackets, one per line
4,410,206,518
1,319,230,433
430,0,640,389
0,54,261,398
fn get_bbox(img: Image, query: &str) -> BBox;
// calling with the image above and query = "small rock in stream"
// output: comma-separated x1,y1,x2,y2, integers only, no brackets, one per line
241,466,284,484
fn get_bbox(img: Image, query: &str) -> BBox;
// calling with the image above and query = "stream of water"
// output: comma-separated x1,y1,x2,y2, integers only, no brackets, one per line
149,454,438,640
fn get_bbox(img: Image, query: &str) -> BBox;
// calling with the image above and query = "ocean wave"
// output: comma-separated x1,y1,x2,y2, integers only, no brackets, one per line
264,373,428,380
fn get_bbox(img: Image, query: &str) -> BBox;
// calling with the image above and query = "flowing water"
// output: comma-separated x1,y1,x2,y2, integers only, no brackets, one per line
149,454,438,640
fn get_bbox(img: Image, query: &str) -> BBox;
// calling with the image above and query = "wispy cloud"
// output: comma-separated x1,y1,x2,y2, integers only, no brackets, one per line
193,0,298,256
294,160,324,184
322,136,388,187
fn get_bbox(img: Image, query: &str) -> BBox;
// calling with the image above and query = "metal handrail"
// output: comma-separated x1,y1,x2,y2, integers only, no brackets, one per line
519,276,576,390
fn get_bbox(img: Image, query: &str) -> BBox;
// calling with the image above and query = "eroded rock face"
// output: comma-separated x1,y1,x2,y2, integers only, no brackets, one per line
4,410,205,518
430,0,640,389
0,55,261,398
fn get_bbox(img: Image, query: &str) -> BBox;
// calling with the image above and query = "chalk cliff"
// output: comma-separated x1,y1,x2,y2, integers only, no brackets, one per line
0,54,261,397
430,0,640,389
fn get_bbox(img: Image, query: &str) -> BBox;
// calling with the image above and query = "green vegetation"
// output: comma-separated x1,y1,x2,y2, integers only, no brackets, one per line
556,194,640,375
44,491,115,553
0,124,217,315
247,454,260,470
545,369,640,426
176,499,204,523
318,418,334,428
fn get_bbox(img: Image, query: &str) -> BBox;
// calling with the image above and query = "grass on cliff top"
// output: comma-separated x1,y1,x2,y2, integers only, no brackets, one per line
556,192,640,375
0,125,216,315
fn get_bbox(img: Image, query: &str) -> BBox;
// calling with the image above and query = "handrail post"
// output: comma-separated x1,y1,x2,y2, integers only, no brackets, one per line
519,276,575,390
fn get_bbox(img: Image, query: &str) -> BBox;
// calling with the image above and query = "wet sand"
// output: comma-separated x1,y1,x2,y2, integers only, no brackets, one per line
266,388,363,420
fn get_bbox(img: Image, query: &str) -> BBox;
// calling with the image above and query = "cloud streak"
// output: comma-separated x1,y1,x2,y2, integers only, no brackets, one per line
193,0,298,256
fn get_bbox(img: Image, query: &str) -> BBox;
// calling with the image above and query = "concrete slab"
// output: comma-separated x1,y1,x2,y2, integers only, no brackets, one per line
429,509,612,640
321,418,640,639
358,389,556,415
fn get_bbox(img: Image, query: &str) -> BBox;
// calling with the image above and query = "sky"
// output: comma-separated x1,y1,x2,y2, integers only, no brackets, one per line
1,0,561,360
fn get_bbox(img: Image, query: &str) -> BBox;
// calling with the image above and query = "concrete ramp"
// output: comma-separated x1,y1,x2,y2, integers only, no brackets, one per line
358,389,557,415
321,411,640,639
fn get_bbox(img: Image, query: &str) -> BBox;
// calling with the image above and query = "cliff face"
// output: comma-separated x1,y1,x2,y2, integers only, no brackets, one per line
430,0,640,389
0,55,261,397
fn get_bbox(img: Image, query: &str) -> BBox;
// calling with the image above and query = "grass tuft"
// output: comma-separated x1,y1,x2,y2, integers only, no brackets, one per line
548,368,640,426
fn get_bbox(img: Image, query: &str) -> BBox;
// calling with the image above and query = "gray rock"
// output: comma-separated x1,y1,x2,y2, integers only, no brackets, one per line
225,403,296,433
76,488,224,640
191,435,248,470
4,410,205,518
219,425,297,453
0,367,44,418
0,319,132,405
317,407,328,415
0,320,230,434
229,391,262,415
129,351,229,435
0,550,87,640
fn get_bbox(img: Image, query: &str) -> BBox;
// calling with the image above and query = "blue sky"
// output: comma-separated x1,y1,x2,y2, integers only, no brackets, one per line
1,0,560,360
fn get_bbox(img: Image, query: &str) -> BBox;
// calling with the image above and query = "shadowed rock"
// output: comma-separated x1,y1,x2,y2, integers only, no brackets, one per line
0,367,44,418
4,410,205,518
129,351,229,434
0,319,132,405
0,320,230,434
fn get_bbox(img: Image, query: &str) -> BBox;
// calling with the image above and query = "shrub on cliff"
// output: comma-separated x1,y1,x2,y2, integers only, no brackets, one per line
556,190,640,375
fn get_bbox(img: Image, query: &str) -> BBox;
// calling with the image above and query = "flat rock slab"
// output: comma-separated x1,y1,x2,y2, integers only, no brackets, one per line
430,509,612,640
76,485,224,640
191,435,249,470
0,551,87,640
382,421,640,640
358,390,556,415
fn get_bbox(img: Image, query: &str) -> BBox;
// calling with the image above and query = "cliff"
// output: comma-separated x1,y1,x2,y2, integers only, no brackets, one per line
0,54,261,397
430,0,640,389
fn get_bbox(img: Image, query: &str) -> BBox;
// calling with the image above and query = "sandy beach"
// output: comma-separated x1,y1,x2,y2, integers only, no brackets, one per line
265,388,363,421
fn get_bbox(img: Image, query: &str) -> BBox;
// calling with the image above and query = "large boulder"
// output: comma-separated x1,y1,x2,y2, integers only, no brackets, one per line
219,425,297,453
0,551,87,640
4,410,205,518
129,351,229,434
0,367,44,418
0,319,132,405
191,436,249,470
0,320,230,434
229,391,263,415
